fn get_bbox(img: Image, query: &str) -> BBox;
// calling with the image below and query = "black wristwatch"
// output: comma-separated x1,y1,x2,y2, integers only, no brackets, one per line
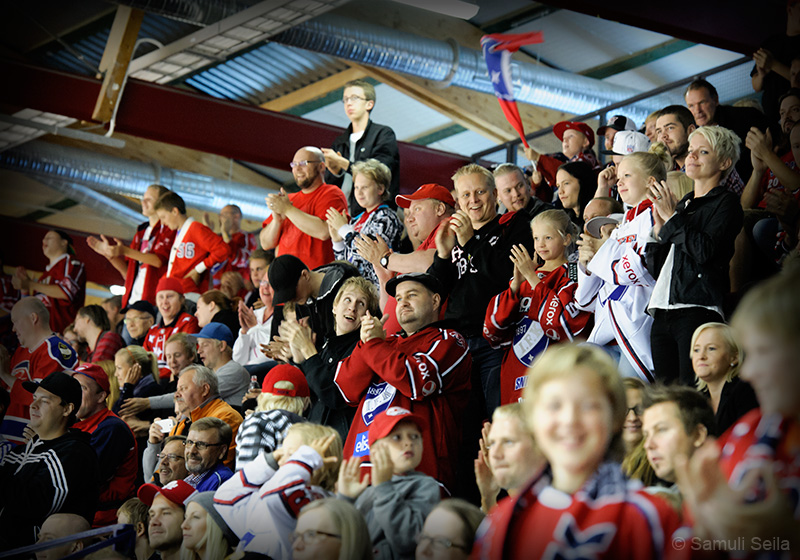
380,253,391,269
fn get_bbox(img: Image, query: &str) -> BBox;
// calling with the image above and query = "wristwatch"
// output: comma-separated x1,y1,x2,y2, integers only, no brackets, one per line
379,253,391,269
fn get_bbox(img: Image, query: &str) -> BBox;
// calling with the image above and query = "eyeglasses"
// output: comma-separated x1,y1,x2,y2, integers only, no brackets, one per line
626,405,644,416
415,533,468,552
289,160,322,168
341,95,366,104
289,529,341,544
156,453,185,462
184,439,225,451
123,316,152,324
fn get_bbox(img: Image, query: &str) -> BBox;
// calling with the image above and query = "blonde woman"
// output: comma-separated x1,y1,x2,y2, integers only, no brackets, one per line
690,322,757,435
181,492,238,560
293,498,373,560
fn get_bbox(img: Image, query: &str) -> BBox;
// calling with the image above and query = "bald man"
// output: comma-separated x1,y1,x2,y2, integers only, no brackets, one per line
260,146,348,269
34,513,90,560
3,297,78,444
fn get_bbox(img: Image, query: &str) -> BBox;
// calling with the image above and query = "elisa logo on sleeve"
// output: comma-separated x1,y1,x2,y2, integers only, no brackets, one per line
353,431,370,457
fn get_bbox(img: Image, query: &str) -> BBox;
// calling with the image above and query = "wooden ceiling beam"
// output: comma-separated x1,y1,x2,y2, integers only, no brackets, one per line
260,67,367,112
92,6,144,122
352,62,569,145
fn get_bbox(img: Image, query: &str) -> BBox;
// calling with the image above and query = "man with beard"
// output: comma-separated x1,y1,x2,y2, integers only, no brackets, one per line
182,417,232,492
654,105,696,171
260,146,348,270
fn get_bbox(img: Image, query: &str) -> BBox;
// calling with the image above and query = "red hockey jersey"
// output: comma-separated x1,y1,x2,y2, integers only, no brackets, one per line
484,264,590,404
122,221,174,307
166,218,232,294
37,253,86,333
212,230,259,289
473,463,688,560
2,335,78,444
143,312,199,377
334,325,471,490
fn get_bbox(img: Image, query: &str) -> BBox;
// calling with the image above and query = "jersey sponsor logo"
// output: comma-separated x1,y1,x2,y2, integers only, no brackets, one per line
543,296,560,326
616,234,636,245
353,431,370,457
514,375,527,391
362,382,396,425
520,296,532,313
176,242,196,259
422,380,437,396
619,255,640,285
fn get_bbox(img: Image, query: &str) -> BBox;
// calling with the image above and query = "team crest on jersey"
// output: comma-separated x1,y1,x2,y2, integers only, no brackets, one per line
542,514,616,560
512,317,548,366
362,382,397,425
57,342,72,360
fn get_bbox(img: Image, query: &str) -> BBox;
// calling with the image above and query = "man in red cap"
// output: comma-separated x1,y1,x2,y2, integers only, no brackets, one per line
143,276,199,378
72,363,137,527
12,229,86,333
0,371,99,550
523,120,600,192
354,183,456,335
137,479,196,560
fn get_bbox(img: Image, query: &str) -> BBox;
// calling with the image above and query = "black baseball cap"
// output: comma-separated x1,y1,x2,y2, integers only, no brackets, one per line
23,371,82,414
268,254,309,305
122,299,157,318
385,272,445,298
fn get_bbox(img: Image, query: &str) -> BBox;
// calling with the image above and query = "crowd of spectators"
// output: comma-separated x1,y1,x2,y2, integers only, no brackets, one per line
1,67,799,560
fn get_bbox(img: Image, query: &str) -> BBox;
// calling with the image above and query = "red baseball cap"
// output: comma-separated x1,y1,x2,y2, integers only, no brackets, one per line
156,276,184,295
137,479,197,507
368,406,426,448
553,121,595,149
73,363,110,394
261,364,310,398
395,184,455,209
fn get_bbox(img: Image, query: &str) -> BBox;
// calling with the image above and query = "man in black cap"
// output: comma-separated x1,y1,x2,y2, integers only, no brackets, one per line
122,299,157,346
597,114,637,152
334,272,471,493
0,371,99,550
267,254,359,343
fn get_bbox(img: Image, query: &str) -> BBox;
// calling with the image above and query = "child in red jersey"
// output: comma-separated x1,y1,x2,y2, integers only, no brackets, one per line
484,209,590,404
154,191,232,296
472,344,687,560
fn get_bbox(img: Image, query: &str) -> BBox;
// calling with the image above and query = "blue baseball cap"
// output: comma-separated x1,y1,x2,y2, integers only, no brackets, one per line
193,322,233,345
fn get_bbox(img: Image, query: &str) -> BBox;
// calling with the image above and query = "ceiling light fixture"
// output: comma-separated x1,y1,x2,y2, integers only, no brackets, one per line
389,0,479,19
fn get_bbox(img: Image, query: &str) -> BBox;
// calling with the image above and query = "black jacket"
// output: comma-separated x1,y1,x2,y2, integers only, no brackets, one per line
300,329,360,442
325,119,400,215
645,185,743,311
0,430,99,549
427,211,536,337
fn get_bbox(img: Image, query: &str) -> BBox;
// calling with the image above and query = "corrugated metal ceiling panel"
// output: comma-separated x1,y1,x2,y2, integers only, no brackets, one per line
185,43,349,104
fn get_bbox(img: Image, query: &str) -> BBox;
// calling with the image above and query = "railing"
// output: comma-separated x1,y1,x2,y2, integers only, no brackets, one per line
0,523,135,559
471,56,752,165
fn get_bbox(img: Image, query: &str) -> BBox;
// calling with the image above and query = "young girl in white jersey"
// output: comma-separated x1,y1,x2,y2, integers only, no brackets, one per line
575,144,671,382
